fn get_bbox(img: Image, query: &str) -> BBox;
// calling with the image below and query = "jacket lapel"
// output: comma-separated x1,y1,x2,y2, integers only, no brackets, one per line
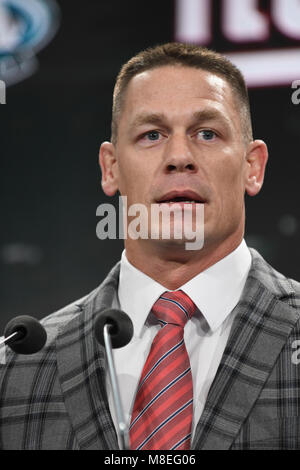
55,248,299,450
192,249,299,450
56,262,121,450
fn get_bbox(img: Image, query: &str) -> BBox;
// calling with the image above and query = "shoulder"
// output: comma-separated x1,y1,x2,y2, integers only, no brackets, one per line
0,263,120,414
39,291,95,346
1,260,121,367
40,259,122,345
0,291,91,372
248,247,300,308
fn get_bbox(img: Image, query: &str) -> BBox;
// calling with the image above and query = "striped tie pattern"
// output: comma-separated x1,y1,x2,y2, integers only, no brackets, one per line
129,290,197,450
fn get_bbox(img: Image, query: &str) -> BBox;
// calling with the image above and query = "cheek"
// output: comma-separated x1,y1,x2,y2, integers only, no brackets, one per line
117,149,154,191
117,161,147,202
211,152,246,203
117,157,136,190
118,150,142,179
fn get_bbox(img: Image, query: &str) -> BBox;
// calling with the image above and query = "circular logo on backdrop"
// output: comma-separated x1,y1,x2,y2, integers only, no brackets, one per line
0,0,60,86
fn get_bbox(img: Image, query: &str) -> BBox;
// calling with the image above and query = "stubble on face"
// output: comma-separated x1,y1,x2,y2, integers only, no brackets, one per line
113,65,248,270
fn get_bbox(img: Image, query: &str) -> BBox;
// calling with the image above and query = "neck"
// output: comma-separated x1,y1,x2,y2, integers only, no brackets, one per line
124,232,244,290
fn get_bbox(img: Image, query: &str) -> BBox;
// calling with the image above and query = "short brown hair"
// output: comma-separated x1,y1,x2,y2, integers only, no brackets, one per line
111,42,253,145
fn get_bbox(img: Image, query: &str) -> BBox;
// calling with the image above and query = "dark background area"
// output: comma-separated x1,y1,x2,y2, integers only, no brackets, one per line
1,0,299,331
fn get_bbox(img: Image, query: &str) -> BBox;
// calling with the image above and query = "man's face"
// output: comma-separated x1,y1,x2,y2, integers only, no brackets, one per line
101,65,265,251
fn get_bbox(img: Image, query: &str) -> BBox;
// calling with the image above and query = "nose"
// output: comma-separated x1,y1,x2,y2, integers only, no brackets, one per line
163,133,198,174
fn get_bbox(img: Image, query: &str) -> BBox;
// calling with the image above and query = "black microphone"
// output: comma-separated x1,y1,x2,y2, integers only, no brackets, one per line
0,315,47,354
95,308,133,348
95,309,134,450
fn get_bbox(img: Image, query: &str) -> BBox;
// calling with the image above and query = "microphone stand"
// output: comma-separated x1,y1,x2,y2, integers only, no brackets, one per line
0,331,20,348
104,323,130,451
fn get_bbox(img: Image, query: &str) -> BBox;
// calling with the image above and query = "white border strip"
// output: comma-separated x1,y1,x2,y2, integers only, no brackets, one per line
226,48,300,87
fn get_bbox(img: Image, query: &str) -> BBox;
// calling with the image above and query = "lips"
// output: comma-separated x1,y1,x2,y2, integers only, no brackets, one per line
156,190,206,204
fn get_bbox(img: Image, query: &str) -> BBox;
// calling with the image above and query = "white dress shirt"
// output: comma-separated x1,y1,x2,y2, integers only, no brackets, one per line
106,239,252,445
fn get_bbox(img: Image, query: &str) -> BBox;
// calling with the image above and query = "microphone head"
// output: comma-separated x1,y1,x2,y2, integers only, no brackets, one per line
4,315,47,354
95,309,133,349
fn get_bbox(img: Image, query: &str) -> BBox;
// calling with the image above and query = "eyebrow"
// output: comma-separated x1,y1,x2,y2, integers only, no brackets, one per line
129,112,166,130
129,109,232,133
191,110,232,130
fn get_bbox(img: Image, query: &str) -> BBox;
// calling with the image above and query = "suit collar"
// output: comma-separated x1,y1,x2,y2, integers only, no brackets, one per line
56,248,299,450
56,262,121,450
191,248,299,449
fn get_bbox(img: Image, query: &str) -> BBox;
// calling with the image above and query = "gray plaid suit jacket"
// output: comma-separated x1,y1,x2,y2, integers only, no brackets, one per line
1,247,300,450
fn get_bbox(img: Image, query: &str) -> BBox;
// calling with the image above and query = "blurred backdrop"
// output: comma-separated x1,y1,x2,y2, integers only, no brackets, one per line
1,0,300,331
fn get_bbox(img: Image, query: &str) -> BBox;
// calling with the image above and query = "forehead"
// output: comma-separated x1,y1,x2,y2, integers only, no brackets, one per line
121,65,238,122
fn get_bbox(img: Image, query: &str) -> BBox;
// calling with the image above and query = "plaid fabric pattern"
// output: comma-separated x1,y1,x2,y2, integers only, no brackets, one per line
0,248,300,450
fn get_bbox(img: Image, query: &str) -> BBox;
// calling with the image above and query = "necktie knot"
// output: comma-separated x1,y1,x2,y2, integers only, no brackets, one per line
152,290,197,328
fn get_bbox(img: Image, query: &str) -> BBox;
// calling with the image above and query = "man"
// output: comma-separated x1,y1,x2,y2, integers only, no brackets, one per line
1,43,299,450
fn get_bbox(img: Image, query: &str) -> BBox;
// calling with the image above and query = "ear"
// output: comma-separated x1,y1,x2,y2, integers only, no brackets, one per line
244,139,269,197
99,141,119,196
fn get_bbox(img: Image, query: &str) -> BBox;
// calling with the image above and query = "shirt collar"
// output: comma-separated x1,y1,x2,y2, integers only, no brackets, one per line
118,239,252,336
181,239,252,331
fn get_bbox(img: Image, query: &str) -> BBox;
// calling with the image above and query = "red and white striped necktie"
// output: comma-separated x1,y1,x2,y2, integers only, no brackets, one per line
129,290,197,450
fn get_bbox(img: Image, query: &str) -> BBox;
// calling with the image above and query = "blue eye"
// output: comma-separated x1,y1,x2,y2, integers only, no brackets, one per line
198,130,216,140
145,131,160,141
